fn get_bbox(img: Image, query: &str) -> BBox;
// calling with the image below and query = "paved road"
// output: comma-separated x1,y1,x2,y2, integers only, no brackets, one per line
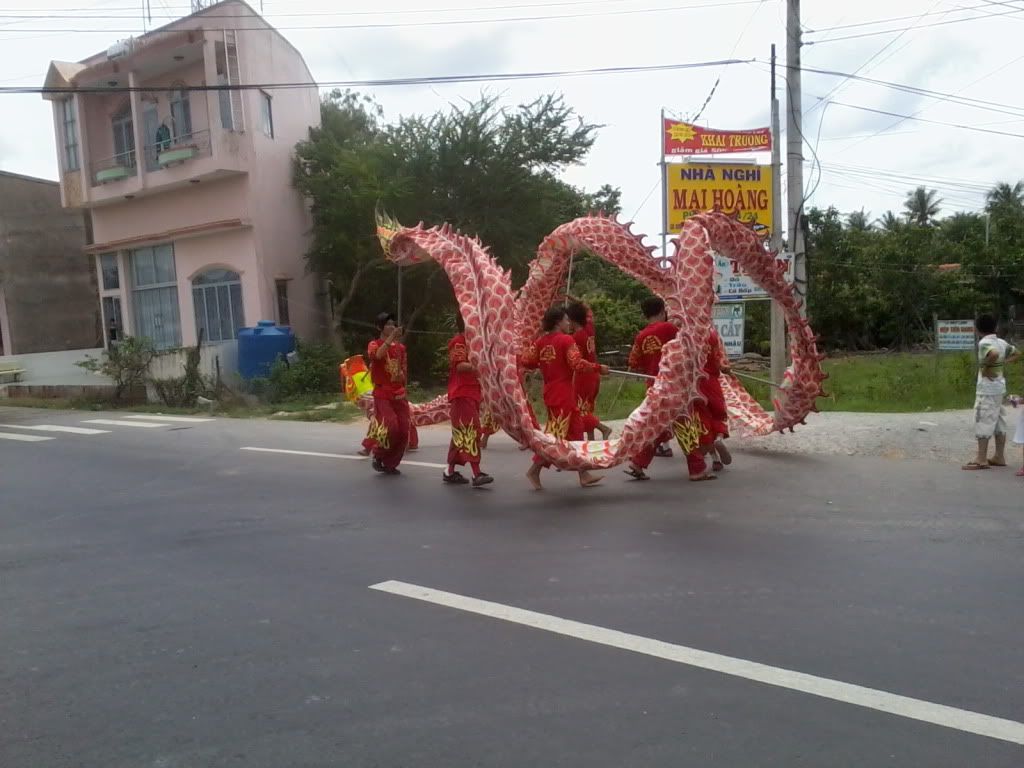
1,406,1022,767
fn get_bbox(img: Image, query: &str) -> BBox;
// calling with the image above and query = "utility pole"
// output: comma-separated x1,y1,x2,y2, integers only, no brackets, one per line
769,45,786,386
786,0,807,318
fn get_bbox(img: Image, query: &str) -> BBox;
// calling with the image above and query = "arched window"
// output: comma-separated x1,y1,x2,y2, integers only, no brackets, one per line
169,85,192,142
192,268,244,343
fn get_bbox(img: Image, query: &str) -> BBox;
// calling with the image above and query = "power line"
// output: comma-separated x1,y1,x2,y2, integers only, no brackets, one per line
0,58,751,95
804,1,1023,33
833,52,1024,155
804,0,944,117
689,0,765,122
0,0,765,33
826,100,1024,139
804,5,1024,44
0,0,649,19
0,0,636,12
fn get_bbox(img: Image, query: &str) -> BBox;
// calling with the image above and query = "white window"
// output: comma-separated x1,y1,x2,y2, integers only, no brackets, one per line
260,91,273,139
192,268,244,343
62,99,79,172
131,244,181,349
170,87,192,142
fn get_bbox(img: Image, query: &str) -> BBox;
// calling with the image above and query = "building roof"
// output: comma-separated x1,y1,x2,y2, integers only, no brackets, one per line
43,0,315,98
0,169,60,186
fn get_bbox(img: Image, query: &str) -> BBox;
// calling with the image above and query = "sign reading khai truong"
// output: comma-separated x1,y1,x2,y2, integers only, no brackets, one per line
663,119,771,156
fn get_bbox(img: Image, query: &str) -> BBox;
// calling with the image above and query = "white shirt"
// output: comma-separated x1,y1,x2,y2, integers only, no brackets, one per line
977,334,1017,396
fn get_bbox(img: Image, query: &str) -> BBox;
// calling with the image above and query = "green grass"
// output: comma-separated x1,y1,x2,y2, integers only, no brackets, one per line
5,353,1014,419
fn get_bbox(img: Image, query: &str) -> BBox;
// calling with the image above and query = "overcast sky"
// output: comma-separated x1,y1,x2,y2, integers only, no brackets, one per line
1,0,1020,255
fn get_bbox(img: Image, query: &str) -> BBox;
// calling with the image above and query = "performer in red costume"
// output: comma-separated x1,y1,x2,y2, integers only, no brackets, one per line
443,314,494,487
625,297,721,481
366,312,410,475
520,307,608,490
358,324,418,456
566,301,612,441
701,327,733,472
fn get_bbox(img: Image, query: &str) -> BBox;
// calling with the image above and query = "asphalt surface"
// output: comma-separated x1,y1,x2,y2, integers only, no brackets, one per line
1,406,1022,767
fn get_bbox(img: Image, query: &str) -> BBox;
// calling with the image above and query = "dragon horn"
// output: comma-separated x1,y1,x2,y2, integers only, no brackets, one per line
374,203,403,257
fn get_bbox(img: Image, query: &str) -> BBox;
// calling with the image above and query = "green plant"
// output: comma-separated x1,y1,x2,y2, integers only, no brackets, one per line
76,336,155,402
262,341,344,402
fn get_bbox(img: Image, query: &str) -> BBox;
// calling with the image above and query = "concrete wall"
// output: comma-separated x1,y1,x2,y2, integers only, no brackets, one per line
0,172,100,354
149,338,239,384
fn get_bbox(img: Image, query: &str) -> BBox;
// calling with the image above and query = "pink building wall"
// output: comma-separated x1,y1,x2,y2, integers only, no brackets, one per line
49,1,326,350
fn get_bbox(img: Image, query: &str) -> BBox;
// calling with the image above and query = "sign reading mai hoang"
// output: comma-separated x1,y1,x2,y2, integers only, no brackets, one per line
665,162,773,236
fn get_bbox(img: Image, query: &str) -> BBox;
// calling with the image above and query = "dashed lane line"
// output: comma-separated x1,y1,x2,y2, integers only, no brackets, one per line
123,414,215,423
370,580,1024,747
0,424,110,435
0,432,54,442
82,419,167,429
240,446,449,470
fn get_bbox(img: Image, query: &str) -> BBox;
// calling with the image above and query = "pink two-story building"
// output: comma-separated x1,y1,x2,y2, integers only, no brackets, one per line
43,0,327,351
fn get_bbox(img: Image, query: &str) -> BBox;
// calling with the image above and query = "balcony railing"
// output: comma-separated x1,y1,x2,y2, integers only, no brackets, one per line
91,151,137,185
143,129,212,172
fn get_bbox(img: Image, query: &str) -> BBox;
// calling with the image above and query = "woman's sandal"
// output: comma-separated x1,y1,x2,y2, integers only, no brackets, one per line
961,461,991,470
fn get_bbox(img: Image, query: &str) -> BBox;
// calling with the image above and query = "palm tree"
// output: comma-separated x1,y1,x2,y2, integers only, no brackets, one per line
877,211,904,232
846,208,872,231
903,186,942,226
985,181,1024,213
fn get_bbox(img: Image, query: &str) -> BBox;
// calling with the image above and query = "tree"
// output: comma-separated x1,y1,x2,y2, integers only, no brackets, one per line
903,186,943,227
877,211,904,232
845,208,872,231
985,180,1024,213
295,90,617,375
293,90,406,341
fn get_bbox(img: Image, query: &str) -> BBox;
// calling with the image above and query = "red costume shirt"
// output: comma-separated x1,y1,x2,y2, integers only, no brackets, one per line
367,338,407,400
521,332,599,411
447,333,481,402
628,320,678,381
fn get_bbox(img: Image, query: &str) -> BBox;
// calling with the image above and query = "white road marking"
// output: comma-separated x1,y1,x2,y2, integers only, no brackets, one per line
123,414,214,423
370,580,1024,747
0,424,110,435
83,419,166,429
240,446,449,470
0,431,54,442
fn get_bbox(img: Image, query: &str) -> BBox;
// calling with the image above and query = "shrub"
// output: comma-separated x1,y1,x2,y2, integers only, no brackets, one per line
76,336,155,402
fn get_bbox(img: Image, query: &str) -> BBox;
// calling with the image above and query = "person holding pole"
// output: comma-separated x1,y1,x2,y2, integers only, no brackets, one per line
566,300,613,441
442,313,494,487
366,312,410,475
521,307,609,491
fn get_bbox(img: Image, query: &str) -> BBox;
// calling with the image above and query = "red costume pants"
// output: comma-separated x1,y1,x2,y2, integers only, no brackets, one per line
447,397,483,467
370,397,410,470
533,404,584,468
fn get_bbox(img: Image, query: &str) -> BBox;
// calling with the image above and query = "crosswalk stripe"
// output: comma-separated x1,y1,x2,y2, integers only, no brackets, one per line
240,446,449,470
83,419,166,429
0,424,110,435
0,431,54,442
123,414,214,423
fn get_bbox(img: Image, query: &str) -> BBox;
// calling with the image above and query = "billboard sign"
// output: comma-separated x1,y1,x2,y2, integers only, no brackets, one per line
663,119,772,156
936,320,976,351
712,303,745,358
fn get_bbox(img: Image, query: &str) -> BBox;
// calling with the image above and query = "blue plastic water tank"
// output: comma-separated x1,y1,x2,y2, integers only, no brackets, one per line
237,320,296,379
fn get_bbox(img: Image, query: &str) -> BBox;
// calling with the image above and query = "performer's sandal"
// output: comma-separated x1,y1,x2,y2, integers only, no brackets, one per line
961,462,990,470
655,445,674,458
623,467,649,481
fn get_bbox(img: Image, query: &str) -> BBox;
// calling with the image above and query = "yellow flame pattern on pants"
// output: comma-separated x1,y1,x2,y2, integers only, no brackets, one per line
672,414,706,455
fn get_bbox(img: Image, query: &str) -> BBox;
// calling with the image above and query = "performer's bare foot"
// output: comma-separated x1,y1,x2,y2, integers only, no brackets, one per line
689,472,717,482
578,471,603,487
526,464,543,490
357,447,370,456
